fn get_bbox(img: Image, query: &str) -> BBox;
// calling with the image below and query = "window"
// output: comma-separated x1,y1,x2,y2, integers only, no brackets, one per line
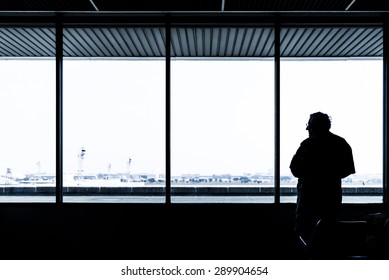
280,27,383,203
63,27,165,203
171,27,275,203
0,27,56,202
0,20,386,204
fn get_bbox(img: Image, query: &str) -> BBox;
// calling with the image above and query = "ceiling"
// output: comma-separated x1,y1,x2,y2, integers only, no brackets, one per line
0,0,388,12
0,1,386,58
1,26,382,58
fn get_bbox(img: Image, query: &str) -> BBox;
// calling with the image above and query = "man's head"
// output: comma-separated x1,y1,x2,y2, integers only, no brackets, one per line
306,112,331,137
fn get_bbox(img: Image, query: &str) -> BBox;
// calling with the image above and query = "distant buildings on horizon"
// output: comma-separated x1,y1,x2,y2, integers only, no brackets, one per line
0,170,383,185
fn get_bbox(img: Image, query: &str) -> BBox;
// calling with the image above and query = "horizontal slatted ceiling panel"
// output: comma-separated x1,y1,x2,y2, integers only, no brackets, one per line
281,27,383,57
171,27,274,57
0,26,383,58
63,27,165,57
0,27,55,57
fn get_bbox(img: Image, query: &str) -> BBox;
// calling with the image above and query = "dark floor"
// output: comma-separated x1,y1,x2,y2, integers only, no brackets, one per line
0,202,387,260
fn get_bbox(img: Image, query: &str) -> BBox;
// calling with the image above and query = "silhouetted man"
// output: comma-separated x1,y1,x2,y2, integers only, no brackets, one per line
290,112,355,240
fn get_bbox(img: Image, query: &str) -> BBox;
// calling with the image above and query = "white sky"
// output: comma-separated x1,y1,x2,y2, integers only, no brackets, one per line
0,59,383,178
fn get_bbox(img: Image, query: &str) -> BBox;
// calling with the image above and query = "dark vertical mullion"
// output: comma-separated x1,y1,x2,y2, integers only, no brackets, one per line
274,20,281,204
382,20,389,205
165,20,171,204
56,16,63,204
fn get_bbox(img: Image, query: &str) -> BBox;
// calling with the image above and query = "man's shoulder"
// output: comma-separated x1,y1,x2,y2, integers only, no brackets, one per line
329,132,348,143
328,132,353,150
300,132,349,146
300,137,311,146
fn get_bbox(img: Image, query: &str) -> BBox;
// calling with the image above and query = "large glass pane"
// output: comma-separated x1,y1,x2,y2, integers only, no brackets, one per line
281,26,383,204
172,60,274,203
171,26,274,203
0,27,55,203
63,27,165,203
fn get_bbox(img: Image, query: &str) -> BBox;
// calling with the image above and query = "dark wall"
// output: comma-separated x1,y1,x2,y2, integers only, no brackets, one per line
0,203,386,260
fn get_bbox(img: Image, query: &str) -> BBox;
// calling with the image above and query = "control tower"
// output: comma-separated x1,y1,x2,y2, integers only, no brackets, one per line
77,147,86,174
127,157,132,181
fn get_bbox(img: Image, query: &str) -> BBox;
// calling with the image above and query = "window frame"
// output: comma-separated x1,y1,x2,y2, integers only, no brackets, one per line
0,12,386,205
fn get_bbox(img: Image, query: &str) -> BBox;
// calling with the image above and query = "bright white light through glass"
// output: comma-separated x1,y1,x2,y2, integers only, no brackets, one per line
281,59,383,203
0,60,55,202
171,60,274,203
63,60,165,202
